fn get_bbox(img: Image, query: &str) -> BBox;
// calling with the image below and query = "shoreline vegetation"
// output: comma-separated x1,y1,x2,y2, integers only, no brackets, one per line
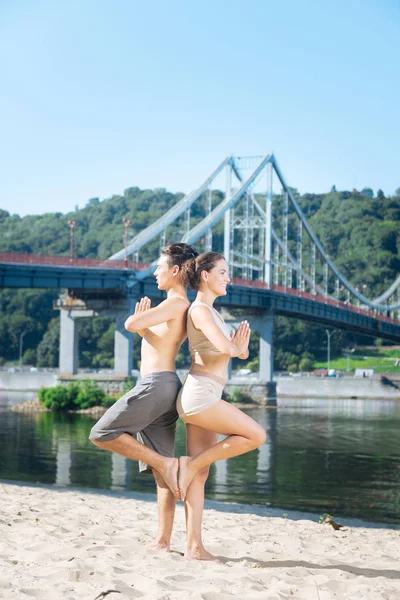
11,380,119,416
10,379,253,415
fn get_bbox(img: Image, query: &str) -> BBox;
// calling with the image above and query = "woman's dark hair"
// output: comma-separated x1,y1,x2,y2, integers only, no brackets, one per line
161,243,199,282
181,251,225,290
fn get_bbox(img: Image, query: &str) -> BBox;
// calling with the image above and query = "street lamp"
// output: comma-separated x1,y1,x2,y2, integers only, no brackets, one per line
19,330,27,367
325,329,336,372
343,346,354,372
122,218,131,265
67,220,76,262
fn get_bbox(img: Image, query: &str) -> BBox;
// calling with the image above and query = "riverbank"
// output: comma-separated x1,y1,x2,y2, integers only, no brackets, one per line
276,374,400,399
3,371,400,401
1,482,399,600
10,398,107,417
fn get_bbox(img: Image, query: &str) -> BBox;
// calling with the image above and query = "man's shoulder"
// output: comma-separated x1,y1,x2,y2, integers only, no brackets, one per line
161,296,190,314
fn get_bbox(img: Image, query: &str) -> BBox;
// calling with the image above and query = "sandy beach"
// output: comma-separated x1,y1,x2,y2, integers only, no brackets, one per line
1,482,399,600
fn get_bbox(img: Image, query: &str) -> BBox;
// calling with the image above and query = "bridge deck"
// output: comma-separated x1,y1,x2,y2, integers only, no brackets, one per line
2,256,400,342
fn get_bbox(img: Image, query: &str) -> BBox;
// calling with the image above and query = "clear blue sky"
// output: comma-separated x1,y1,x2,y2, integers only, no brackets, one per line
1,0,399,216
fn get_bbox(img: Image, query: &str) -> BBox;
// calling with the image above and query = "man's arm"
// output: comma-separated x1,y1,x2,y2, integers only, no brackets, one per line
130,297,151,338
124,296,186,333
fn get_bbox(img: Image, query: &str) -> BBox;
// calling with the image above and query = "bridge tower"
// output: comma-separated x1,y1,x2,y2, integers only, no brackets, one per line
107,154,280,395
219,157,275,389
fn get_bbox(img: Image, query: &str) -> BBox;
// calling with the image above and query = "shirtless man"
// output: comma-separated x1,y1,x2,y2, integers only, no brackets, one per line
89,242,197,551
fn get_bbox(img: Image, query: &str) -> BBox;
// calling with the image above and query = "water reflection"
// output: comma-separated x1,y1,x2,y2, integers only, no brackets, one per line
1,392,399,524
111,452,130,491
55,439,72,486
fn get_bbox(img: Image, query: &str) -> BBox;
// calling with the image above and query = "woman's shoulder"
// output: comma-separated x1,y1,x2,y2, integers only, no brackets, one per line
188,302,215,330
188,300,212,313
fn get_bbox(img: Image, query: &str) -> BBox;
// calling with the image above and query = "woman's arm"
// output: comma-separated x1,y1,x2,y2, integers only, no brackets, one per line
232,323,250,359
237,347,249,360
124,296,187,333
191,306,250,357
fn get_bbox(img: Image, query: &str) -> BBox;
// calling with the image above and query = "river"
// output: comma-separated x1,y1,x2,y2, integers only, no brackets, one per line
1,391,399,524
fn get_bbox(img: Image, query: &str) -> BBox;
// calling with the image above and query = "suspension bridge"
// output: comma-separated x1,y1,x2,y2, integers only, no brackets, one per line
2,154,400,387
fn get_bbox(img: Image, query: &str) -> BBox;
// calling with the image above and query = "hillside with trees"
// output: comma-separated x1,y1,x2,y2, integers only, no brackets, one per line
1,184,399,372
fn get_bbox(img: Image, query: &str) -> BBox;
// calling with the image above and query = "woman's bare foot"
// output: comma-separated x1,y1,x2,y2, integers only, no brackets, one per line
185,545,219,561
159,457,180,498
178,456,197,500
152,537,170,552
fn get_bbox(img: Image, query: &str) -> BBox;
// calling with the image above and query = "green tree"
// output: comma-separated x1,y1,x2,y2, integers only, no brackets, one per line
299,357,314,371
37,318,60,367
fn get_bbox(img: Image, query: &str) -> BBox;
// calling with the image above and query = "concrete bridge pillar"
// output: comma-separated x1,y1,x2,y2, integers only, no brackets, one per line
59,310,79,375
58,306,134,377
114,312,133,376
258,311,274,382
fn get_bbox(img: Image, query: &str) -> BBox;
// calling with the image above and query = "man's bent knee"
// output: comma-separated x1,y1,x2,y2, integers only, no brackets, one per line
89,434,122,449
90,438,111,450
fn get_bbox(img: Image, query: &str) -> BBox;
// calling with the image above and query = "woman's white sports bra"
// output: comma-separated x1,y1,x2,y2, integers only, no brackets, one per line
187,301,231,356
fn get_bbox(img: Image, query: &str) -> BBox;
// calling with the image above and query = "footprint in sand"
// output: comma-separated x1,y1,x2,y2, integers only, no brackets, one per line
19,589,55,599
165,575,196,582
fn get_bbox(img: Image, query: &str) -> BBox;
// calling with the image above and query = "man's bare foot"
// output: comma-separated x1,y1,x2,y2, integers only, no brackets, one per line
159,457,180,498
152,538,170,552
185,545,219,561
178,456,197,500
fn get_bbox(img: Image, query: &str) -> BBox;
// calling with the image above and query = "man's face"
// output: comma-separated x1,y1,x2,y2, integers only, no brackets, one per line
154,255,175,290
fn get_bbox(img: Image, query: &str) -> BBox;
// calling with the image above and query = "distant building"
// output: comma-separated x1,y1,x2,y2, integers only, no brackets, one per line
354,368,374,378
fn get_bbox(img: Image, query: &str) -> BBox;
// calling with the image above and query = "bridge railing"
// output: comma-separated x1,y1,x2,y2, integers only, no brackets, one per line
1,252,397,326
0,251,150,271
232,278,398,326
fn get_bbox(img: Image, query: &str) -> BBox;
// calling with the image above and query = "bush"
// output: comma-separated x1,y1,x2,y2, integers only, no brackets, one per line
38,380,110,411
229,387,252,404
245,357,259,373
101,395,116,408
73,380,105,409
123,377,135,393
38,385,75,411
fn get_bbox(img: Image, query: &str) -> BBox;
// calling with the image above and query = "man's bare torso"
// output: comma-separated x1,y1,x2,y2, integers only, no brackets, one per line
140,298,189,377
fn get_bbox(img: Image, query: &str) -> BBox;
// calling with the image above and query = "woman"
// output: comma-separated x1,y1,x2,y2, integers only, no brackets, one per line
178,251,266,560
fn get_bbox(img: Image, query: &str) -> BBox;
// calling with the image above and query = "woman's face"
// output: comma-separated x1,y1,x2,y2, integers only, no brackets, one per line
202,258,230,296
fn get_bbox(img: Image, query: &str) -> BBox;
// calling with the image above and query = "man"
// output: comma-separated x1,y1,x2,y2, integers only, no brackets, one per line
89,242,197,551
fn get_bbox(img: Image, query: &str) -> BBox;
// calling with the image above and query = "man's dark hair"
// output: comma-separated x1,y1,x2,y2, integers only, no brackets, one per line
161,243,198,270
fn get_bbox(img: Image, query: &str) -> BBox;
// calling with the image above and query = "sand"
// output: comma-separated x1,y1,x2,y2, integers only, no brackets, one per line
0,482,399,600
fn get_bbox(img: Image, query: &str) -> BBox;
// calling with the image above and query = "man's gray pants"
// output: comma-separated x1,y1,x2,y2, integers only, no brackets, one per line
89,371,181,473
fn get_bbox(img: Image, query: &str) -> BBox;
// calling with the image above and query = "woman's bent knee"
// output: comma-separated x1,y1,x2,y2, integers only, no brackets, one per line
251,426,266,448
